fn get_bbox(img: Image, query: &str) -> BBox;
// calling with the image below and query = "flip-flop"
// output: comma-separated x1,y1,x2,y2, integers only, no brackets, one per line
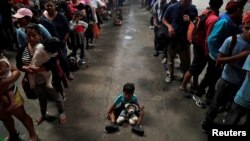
59,113,66,124
35,117,45,126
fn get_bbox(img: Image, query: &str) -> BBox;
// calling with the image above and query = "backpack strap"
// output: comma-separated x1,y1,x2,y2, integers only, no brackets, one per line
228,35,237,56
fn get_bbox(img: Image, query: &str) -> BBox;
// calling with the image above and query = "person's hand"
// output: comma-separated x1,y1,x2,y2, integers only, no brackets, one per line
22,66,34,74
168,25,175,37
183,14,190,22
29,66,40,73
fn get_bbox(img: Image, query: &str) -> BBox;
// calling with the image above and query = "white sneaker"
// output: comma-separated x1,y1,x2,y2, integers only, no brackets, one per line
192,95,206,108
162,58,167,64
149,26,154,29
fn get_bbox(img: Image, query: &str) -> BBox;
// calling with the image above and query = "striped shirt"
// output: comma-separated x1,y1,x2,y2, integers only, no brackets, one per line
22,47,46,84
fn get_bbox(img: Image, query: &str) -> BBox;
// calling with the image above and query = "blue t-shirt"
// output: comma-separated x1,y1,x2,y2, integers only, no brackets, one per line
208,13,238,60
234,55,250,109
16,24,51,48
113,93,139,109
219,35,250,85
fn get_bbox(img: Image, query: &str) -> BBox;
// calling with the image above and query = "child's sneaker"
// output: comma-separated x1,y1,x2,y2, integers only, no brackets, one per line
132,124,144,136
105,122,118,133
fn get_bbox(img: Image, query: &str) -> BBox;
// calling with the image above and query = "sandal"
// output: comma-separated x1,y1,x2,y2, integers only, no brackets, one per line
59,113,66,124
35,117,45,126
29,134,38,141
179,86,188,92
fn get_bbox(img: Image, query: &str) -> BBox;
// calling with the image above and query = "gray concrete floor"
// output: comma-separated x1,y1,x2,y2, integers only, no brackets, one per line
1,0,250,141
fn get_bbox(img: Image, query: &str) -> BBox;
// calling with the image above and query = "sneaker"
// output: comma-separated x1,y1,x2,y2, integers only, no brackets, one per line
88,42,94,47
162,63,168,71
67,72,74,80
179,87,191,98
61,92,66,101
165,72,173,83
161,58,167,64
79,59,86,64
189,85,198,94
4,132,20,141
153,51,159,57
105,123,118,133
149,26,154,29
132,124,144,136
201,120,211,134
192,95,206,108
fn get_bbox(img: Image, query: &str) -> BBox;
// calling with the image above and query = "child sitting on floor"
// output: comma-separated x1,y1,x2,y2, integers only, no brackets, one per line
105,83,145,136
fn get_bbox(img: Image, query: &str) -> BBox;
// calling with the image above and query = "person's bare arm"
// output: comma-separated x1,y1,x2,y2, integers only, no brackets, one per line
217,50,250,65
106,104,115,119
162,18,175,37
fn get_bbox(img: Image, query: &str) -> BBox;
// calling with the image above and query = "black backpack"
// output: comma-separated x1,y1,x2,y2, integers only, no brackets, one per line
187,9,212,44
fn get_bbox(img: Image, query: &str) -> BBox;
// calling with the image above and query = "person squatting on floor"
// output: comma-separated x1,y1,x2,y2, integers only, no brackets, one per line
105,83,145,136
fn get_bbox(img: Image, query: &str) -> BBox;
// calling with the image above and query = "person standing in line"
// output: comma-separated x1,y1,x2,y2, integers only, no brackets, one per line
162,0,198,83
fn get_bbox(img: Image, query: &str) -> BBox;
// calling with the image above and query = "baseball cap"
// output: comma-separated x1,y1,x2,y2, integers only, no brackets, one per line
243,11,250,24
225,0,245,12
12,8,33,19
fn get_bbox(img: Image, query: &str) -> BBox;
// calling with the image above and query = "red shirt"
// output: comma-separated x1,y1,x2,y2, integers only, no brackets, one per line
195,10,219,56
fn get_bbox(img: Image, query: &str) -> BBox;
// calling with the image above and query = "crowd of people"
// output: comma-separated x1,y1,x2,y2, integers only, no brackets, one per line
0,0,124,140
0,0,250,140
151,0,250,133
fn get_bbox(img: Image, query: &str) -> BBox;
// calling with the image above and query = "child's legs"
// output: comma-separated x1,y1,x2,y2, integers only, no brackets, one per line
110,107,123,123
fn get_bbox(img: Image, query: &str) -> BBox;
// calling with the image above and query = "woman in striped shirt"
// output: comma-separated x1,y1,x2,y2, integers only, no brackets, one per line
16,23,66,125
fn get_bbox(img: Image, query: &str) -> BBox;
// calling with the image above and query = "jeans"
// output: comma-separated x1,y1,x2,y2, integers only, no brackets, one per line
34,83,64,117
206,78,240,122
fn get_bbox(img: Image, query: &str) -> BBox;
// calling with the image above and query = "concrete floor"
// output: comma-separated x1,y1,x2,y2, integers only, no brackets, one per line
1,0,250,141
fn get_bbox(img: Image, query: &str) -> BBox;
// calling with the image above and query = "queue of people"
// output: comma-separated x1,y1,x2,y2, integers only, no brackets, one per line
0,0,116,140
150,0,250,133
0,0,250,140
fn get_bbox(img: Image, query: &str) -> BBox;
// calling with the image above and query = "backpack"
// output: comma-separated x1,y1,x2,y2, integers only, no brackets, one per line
187,9,212,44
67,56,80,72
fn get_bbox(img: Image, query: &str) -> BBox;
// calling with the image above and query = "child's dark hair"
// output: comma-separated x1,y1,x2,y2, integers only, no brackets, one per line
209,0,223,10
25,23,42,35
123,83,135,94
43,37,62,53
